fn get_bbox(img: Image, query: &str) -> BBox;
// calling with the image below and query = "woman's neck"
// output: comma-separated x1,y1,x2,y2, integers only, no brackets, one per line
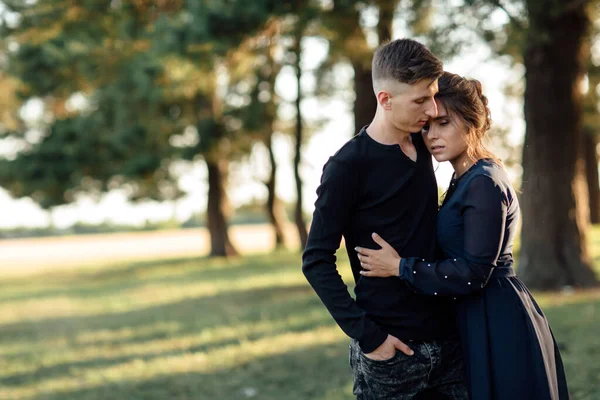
451,151,476,178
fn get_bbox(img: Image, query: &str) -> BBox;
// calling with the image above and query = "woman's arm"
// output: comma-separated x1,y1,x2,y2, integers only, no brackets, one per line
356,175,508,296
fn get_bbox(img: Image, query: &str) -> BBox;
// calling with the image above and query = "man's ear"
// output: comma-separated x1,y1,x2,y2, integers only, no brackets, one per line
376,91,393,110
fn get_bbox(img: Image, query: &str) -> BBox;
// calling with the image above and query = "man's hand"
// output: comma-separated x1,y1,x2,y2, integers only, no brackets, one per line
363,334,414,360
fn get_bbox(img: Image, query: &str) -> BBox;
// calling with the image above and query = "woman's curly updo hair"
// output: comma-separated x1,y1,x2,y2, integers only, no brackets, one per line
436,72,500,164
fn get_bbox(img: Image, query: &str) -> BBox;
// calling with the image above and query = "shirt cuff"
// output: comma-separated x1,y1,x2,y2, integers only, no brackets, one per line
358,329,388,354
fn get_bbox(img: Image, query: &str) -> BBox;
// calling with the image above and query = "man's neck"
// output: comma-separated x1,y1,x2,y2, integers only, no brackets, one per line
366,115,411,146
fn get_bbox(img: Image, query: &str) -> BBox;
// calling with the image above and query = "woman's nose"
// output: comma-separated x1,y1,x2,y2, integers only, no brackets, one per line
425,127,438,139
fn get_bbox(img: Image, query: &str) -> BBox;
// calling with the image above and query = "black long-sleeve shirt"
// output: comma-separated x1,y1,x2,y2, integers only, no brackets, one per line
302,128,456,353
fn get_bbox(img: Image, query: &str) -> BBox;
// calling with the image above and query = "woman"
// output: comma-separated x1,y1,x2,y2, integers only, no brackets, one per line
355,72,569,399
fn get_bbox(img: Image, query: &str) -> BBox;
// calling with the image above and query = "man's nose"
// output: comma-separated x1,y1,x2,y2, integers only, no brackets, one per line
425,98,438,118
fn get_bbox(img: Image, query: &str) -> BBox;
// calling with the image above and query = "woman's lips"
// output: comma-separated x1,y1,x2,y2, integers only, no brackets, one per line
430,145,445,153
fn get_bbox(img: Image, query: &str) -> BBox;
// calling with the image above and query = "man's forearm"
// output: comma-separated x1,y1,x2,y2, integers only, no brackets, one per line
302,254,387,353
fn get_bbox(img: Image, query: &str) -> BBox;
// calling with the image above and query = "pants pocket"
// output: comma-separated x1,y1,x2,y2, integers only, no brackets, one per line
358,346,428,399
359,349,404,366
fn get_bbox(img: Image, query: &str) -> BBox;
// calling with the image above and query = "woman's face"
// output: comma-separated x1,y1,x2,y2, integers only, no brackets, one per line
422,102,469,163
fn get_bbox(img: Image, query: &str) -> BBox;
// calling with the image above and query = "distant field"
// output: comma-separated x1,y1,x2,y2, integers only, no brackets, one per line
0,224,300,276
0,226,598,399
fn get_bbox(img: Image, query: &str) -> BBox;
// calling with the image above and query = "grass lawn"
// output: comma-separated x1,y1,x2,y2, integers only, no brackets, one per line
1,231,600,399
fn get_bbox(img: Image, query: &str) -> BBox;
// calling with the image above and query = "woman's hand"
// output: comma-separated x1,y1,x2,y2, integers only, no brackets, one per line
355,233,401,277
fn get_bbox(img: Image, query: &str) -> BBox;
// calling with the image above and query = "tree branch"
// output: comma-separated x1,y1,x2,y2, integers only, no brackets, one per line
489,0,525,30
562,0,590,14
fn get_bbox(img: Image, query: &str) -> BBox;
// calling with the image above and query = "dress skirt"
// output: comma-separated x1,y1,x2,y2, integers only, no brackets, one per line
455,267,569,400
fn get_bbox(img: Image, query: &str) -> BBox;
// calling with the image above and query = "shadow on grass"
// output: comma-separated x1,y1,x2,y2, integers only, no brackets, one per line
0,283,324,344
0,282,340,389
0,335,247,387
29,341,354,400
0,251,302,304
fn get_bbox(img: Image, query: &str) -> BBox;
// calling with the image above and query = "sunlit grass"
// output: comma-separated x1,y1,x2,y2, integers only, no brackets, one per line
0,235,598,399
0,249,355,399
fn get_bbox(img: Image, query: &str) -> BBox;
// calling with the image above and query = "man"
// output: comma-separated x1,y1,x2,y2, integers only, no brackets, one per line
302,39,468,399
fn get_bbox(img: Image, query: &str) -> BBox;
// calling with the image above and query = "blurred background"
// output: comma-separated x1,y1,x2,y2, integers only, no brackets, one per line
0,0,598,399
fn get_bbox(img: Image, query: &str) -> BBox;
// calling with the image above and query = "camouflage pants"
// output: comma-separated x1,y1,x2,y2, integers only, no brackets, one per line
349,338,468,400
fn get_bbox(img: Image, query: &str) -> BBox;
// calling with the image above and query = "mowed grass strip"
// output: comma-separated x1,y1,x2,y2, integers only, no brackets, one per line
0,231,599,399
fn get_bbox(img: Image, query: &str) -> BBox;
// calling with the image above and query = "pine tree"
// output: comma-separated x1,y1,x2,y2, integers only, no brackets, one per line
0,0,292,256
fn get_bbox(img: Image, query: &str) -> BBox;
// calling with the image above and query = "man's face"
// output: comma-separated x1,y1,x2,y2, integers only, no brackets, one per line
381,79,439,133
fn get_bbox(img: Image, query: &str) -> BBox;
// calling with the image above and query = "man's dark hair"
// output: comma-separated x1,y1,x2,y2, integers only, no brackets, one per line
372,38,443,87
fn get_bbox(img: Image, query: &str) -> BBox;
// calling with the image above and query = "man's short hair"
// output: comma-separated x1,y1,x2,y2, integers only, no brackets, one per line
372,39,443,90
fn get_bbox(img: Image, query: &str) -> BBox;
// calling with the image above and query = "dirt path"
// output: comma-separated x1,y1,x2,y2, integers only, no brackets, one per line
0,224,300,276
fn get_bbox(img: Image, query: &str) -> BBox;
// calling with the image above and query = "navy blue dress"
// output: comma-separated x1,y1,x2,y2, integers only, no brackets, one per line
399,159,569,400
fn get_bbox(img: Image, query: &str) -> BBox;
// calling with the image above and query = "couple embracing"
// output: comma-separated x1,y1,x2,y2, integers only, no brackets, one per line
302,39,569,399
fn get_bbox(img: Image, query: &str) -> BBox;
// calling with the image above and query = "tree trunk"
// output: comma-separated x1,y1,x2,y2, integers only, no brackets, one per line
261,36,287,250
264,133,287,249
293,32,308,250
585,132,600,224
206,158,238,257
377,0,394,43
353,61,378,135
351,1,396,135
519,2,597,290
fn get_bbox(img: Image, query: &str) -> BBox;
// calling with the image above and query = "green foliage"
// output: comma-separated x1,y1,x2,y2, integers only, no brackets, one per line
0,115,108,208
0,0,564,217
0,1,295,208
